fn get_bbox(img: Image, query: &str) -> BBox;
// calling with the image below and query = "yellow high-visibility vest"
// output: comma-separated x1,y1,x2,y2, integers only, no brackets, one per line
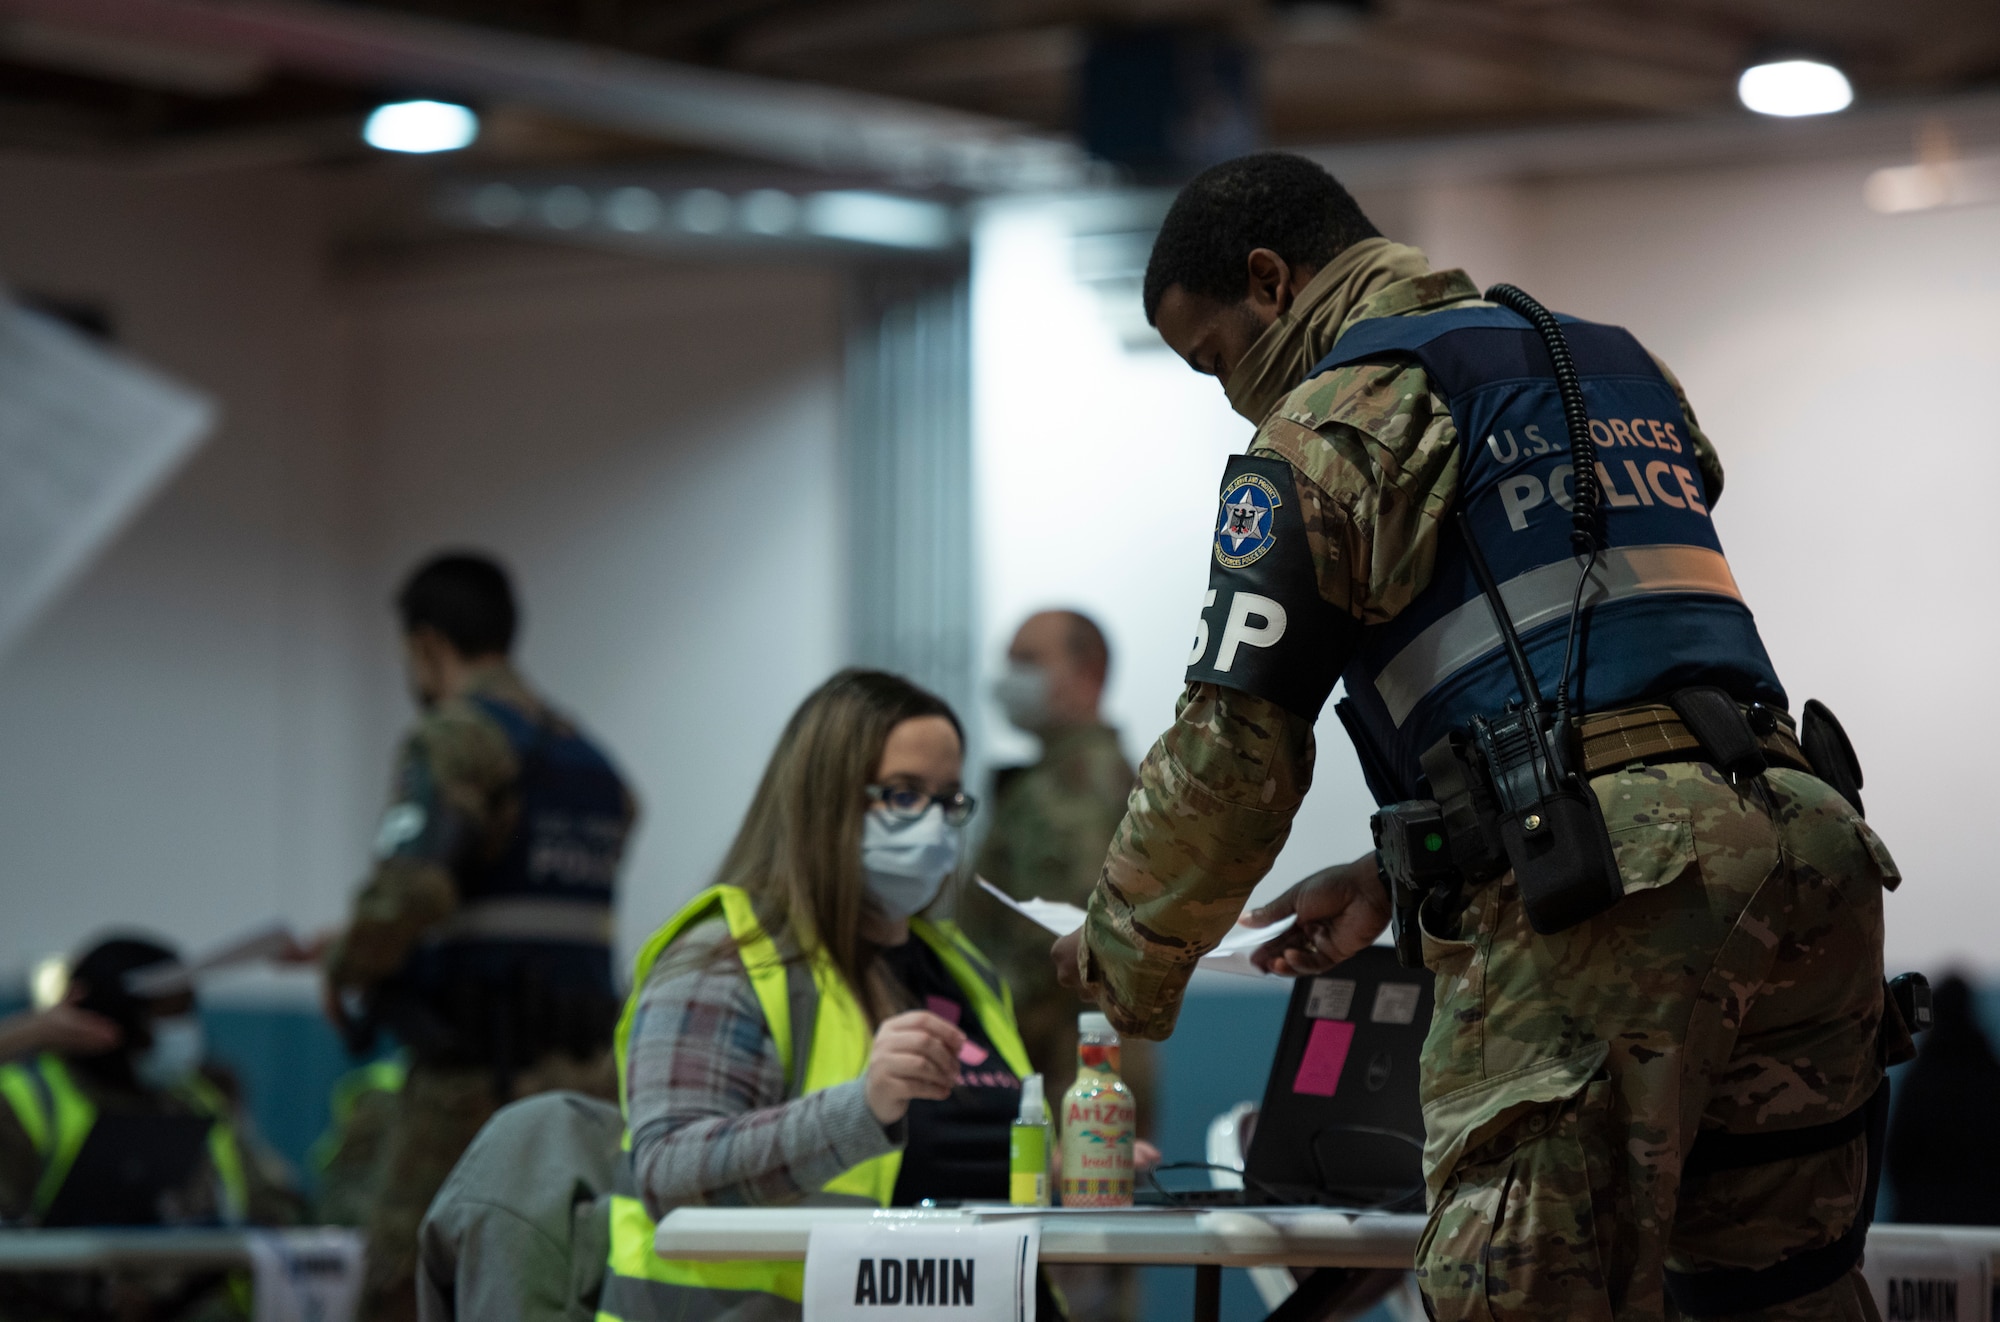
597,885,1030,1322
0,1051,250,1224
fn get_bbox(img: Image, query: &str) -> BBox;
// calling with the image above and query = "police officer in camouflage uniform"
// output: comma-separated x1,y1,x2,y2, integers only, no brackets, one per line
323,553,636,1322
1052,153,1904,1321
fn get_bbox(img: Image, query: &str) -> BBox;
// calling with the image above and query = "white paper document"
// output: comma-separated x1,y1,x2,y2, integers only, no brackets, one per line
0,297,214,658
975,878,1293,978
125,921,303,996
804,1218,1039,1321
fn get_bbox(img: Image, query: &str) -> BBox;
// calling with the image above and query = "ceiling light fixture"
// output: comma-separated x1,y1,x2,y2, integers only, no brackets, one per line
1737,59,1853,118
363,99,480,153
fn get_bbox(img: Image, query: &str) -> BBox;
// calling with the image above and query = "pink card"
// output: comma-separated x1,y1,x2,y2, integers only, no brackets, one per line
925,996,963,1025
1293,1019,1355,1097
957,1040,990,1066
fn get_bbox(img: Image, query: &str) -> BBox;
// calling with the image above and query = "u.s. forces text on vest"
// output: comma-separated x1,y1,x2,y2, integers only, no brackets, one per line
1485,416,1710,533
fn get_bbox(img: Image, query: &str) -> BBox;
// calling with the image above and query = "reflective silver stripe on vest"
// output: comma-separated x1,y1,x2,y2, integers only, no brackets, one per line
1373,544,1744,727
431,898,614,945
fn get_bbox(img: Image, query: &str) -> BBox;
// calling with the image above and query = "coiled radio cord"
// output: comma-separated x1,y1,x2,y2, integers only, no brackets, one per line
1482,282,1603,757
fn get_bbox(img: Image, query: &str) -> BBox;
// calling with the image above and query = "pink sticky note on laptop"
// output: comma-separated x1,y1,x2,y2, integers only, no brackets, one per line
1293,1019,1355,1097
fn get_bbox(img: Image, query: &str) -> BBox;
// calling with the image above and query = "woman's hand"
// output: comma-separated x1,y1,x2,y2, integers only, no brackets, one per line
1246,853,1393,976
864,1010,966,1127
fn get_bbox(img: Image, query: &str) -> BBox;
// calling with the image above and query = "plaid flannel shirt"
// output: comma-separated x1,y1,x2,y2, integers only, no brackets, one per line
625,918,901,1216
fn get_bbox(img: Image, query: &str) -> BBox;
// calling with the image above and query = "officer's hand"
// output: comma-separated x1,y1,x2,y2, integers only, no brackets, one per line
1244,854,1391,976
276,927,337,965
1049,929,1090,995
864,1010,966,1127
319,977,353,1038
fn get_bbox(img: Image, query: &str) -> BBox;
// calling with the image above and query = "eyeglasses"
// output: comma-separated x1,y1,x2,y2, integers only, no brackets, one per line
865,783,978,827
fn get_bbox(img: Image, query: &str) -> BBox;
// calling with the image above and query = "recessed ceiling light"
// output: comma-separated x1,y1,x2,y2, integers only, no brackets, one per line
1737,60,1853,118
363,100,480,153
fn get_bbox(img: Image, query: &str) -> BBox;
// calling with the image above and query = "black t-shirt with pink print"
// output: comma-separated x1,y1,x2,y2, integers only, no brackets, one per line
878,936,1023,1205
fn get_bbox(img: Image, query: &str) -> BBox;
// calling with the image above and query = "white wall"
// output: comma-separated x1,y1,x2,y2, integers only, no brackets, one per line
972,150,2000,976
971,196,1380,903
0,159,850,986
344,252,848,953
0,155,368,988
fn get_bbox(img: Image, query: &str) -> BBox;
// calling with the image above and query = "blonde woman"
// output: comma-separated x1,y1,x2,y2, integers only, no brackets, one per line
599,669,1051,1321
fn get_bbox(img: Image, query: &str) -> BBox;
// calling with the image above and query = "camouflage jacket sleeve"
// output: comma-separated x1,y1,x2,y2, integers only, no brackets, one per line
326,704,518,991
1649,353,1724,506
1080,362,1458,1039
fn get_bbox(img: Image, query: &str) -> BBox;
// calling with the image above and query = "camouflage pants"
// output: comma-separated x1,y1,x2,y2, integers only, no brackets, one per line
1415,762,1899,1322
359,1051,616,1322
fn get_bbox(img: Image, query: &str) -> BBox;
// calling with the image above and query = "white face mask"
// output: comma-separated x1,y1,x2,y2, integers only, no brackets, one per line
862,804,963,920
134,1014,205,1090
992,662,1052,733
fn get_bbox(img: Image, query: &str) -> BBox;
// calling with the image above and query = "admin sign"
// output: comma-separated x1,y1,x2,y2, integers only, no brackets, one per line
1863,1235,1991,1322
804,1219,1039,1322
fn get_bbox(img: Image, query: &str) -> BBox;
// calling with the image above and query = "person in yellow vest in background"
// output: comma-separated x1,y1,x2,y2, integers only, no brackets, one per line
0,936,300,1321
601,669,1061,1322
308,1054,410,1227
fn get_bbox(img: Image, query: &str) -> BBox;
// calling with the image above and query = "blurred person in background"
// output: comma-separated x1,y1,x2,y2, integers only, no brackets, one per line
305,1054,408,1228
600,669,1063,1321
319,551,637,1322
1886,973,2000,1225
972,610,1150,1322
0,935,299,1321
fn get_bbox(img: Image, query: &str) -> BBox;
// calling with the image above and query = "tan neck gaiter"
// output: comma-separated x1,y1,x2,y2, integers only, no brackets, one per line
1222,239,1433,424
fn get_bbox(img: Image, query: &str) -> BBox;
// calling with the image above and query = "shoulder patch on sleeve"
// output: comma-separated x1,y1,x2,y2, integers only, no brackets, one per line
1214,471,1283,568
1185,454,1359,721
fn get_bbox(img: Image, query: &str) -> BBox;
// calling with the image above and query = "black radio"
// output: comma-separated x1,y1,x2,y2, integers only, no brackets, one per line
1370,285,1626,964
1372,799,1455,966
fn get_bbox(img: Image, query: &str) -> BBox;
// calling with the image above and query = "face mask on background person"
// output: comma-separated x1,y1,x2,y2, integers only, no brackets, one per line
862,803,964,920
992,662,1052,733
133,1013,205,1090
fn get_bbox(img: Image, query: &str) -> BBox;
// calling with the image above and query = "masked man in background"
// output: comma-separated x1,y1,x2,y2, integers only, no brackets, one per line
321,552,637,1322
0,936,299,1321
972,610,1154,1322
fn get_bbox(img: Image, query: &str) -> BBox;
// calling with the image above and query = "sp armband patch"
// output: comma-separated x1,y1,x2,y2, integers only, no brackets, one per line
1184,455,1356,721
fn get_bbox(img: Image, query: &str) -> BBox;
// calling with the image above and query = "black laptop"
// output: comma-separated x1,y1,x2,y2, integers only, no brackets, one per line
1242,944,1432,1209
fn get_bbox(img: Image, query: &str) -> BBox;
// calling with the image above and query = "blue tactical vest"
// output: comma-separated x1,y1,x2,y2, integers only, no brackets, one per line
391,698,630,1065
1313,306,1787,802
464,697,626,911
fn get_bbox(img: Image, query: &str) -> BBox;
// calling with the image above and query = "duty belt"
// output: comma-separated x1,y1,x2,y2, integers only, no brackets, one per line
1574,702,1812,778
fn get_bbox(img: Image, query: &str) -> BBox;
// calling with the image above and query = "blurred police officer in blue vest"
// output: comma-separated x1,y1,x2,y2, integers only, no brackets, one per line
319,552,638,1322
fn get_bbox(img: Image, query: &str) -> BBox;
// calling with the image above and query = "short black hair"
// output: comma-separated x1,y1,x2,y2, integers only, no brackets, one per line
1143,152,1380,324
396,552,518,656
70,933,181,1032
